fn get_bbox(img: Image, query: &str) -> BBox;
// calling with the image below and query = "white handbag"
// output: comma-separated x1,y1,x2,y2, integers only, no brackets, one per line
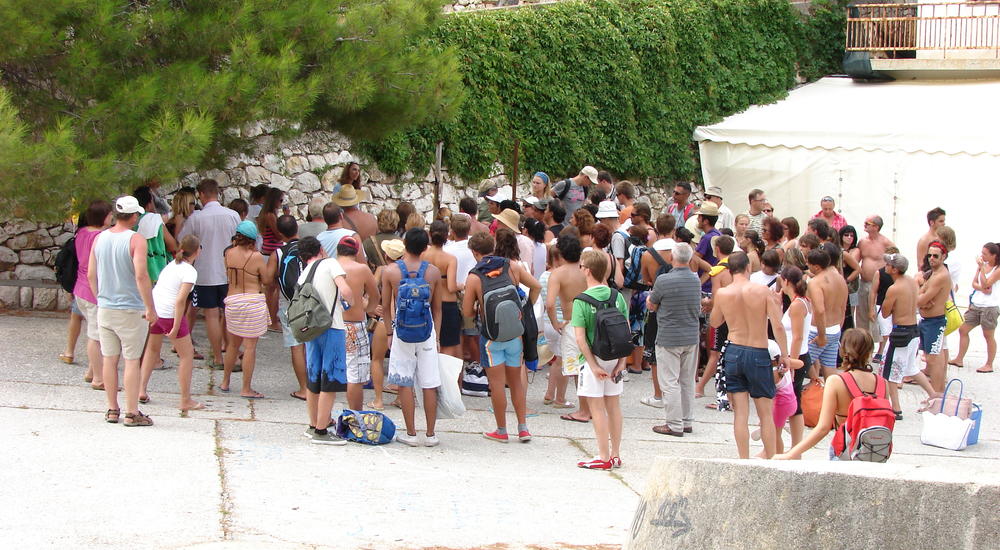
920,379,974,451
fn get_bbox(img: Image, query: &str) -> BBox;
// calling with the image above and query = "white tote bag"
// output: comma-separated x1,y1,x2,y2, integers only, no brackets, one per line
920,412,974,451
920,379,974,451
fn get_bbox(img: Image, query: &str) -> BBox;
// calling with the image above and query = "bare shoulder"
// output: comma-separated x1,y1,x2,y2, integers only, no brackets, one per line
425,263,442,281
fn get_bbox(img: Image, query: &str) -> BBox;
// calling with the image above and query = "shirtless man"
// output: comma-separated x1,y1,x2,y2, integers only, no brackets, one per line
880,253,935,417
857,215,894,340
916,207,946,267
711,252,789,459
422,221,461,358
547,233,591,422
336,236,380,411
806,245,848,378
917,241,952,394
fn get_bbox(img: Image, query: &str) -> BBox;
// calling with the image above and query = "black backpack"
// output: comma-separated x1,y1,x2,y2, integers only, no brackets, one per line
276,240,304,301
575,288,635,361
476,259,524,342
54,236,78,293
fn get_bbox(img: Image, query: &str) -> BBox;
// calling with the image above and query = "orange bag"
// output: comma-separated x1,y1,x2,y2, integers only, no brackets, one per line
801,381,826,428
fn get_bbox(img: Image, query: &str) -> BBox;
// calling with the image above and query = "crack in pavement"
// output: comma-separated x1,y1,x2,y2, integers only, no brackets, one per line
213,419,234,540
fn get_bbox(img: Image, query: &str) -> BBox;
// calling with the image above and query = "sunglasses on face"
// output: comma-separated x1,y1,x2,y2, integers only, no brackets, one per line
763,209,773,214
928,253,942,258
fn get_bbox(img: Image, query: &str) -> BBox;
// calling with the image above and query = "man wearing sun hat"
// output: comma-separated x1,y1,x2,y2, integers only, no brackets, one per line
334,184,380,269
89,195,158,427
693,201,722,293
179,178,241,367
551,166,598,218
703,185,734,231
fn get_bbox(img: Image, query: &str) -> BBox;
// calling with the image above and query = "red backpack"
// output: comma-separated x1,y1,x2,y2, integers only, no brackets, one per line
830,372,895,462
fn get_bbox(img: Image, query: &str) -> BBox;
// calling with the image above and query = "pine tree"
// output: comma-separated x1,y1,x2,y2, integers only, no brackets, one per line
0,0,463,220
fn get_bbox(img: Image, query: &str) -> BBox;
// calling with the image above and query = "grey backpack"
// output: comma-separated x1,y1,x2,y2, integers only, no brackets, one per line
475,258,524,342
287,259,336,343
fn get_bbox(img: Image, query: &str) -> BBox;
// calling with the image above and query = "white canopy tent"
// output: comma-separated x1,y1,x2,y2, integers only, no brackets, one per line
694,76,1000,291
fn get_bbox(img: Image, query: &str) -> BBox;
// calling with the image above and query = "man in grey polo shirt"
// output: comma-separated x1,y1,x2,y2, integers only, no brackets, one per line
646,242,702,437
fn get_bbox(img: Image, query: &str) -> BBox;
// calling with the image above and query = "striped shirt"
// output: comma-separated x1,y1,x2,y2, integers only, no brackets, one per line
647,266,701,347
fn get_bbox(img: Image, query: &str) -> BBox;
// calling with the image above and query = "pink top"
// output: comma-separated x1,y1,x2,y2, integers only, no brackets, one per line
811,211,847,232
73,227,103,304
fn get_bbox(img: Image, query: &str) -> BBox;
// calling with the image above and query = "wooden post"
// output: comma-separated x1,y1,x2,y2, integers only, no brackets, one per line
433,141,443,215
511,138,520,202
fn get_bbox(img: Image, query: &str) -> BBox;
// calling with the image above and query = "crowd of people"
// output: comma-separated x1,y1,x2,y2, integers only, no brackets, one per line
59,162,992,466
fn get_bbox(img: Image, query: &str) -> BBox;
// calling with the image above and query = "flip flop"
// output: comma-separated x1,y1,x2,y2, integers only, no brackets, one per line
192,350,204,360
290,392,307,401
58,353,74,364
560,414,589,423
366,401,385,411
551,401,575,409
218,386,230,393
543,398,554,405
242,392,266,399
139,395,150,404
948,361,963,367
977,367,994,373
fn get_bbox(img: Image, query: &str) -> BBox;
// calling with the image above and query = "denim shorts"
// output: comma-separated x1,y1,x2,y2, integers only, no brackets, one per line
480,336,523,368
723,344,775,399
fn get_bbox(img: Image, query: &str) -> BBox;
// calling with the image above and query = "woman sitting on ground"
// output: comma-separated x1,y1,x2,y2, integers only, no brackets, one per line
776,329,882,460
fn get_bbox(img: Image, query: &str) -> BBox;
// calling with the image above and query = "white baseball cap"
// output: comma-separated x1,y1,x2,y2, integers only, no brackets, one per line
580,166,599,184
115,196,145,215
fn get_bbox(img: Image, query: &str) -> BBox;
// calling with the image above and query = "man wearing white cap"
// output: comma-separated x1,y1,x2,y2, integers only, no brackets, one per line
597,200,628,298
88,195,158,427
551,166,598,218
703,186,734,231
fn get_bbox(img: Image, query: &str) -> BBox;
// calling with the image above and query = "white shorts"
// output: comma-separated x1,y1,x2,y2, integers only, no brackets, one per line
578,358,624,398
387,328,441,389
876,307,892,338
543,318,562,358
345,321,371,384
561,325,584,376
886,334,920,384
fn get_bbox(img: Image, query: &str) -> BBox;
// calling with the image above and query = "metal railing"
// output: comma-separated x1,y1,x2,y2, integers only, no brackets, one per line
846,1,1000,56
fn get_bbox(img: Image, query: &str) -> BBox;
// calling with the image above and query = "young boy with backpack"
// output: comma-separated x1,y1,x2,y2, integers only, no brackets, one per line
268,214,308,401
382,228,444,447
572,250,633,470
462,232,541,443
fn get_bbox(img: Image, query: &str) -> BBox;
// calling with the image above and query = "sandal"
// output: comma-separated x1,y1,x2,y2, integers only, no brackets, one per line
58,353,74,364
366,401,385,411
192,350,204,361
105,409,121,424
139,395,150,404
977,366,994,373
550,401,575,409
124,411,153,427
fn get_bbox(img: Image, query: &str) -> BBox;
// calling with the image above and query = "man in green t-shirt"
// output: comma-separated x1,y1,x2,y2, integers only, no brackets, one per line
570,250,628,471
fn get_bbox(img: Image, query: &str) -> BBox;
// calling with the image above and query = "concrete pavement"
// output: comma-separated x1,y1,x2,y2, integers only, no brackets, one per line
1,311,996,549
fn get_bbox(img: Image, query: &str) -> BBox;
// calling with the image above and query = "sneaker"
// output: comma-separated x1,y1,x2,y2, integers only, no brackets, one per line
303,426,316,439
483,430,509,443
396,433,421,447
424,435,440,447
640,395,664,408
123,411,153,427
518,429,532,442
611,456,623,469
311,430,347,445
577,457,612,470
895,411,903,421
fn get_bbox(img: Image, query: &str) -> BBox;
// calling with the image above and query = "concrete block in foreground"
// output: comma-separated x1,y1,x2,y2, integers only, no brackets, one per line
627,457,999,550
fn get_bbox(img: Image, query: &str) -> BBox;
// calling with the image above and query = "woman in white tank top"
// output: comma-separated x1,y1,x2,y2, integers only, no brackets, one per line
952,242,1000,373
779,265,813,448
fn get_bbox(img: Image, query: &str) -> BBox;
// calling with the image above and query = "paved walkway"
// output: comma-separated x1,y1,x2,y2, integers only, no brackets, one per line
1,311,995,549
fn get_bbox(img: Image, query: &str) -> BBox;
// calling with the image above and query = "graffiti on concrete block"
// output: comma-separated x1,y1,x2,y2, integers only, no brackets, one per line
650,496,692,538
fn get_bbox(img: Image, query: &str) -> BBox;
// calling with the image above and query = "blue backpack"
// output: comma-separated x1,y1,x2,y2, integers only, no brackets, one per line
336,409,396,445
395,259,433,343
621,232,649,291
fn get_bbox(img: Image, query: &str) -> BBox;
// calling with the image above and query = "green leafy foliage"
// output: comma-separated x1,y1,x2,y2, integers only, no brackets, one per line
358,0,846,185
0,0,464,220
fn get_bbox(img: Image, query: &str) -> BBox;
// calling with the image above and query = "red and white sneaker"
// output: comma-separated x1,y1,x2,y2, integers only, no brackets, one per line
611,456,622,469
483,430,509,443
518,429,532,442
577,457,613,470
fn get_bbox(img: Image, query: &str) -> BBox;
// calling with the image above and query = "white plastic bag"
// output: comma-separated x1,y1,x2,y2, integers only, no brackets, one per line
435,354,466,419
